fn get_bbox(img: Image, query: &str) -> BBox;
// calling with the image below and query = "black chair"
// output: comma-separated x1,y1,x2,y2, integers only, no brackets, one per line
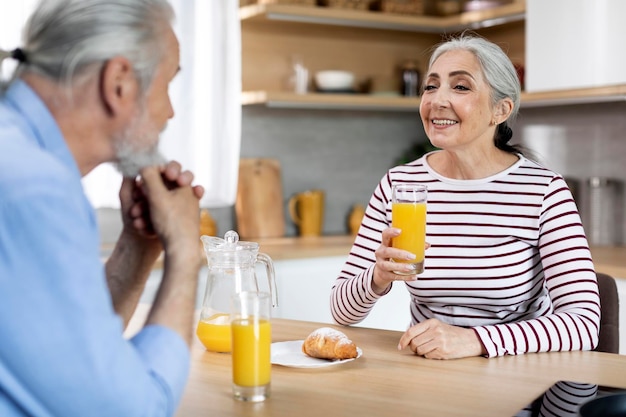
594,273,622,402
580,393,626,417
531,273,621,416
595,272,620,354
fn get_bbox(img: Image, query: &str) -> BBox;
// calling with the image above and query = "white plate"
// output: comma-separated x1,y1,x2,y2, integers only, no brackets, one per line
271,340,362,368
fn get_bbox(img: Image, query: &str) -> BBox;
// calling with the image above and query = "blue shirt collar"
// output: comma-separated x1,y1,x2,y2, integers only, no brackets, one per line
3,79,82,179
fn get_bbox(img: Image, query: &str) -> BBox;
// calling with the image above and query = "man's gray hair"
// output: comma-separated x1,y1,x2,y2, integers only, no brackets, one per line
428,34,521,123
16,0,174,92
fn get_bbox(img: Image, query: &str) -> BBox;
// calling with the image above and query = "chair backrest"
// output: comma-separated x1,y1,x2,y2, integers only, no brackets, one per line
595,272,620,354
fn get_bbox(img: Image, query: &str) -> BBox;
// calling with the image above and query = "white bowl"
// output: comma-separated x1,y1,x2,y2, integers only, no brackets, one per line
314,70,355,91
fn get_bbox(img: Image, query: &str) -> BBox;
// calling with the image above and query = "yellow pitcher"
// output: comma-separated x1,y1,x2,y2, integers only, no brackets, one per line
288,189,325,236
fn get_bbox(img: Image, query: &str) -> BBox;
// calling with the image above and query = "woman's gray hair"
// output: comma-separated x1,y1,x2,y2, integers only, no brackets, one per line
428,34,521,123
15,0,174,93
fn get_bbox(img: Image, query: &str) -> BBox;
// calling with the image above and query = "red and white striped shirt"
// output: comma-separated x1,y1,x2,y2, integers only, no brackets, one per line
331,153,600,357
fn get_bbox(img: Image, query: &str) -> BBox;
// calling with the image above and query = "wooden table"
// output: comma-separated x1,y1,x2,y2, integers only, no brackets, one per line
174,318,626,417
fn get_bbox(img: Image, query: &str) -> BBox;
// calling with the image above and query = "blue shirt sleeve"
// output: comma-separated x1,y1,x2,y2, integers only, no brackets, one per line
130,326,191,413
0,158,190,416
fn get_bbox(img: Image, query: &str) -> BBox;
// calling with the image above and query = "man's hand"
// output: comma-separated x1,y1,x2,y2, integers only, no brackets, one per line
106,160,204,327
119,161,204,240
139,163,205,345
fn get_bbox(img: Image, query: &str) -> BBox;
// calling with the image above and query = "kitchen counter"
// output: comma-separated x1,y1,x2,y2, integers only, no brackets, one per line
103,235,626,279
101,235,354,269
254,235,626,279
254,235,354,261
588,246,626,279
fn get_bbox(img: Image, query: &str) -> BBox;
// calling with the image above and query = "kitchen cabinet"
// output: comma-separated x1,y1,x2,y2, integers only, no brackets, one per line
272,255,411,331
240,0,626,110
526,0,626,93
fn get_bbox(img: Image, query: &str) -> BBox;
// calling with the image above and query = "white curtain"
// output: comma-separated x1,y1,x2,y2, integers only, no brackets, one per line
0,1,39,79
84,0,242,208
2,1,242,209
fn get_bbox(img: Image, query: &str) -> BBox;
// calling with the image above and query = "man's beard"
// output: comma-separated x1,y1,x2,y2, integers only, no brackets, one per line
113,107,166,178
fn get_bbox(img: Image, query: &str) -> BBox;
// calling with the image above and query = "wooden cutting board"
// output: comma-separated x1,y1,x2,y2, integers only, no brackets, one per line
235,158,286,239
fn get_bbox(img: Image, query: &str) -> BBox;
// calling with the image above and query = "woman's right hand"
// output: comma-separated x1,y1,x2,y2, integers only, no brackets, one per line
371,227,420,294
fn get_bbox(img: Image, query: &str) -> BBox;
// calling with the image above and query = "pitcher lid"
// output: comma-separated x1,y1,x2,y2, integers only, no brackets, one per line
200,230,259,253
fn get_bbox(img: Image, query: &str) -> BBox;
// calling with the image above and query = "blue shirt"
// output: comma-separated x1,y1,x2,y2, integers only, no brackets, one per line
0,81,190,416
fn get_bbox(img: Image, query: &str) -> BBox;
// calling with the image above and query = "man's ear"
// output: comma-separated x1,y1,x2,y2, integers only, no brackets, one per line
99,56,138,117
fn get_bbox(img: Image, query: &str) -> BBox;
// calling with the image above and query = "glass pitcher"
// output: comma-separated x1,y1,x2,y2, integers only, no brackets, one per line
197,230,278,353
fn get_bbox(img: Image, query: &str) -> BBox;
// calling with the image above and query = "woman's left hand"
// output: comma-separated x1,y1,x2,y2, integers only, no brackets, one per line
397,318,486,359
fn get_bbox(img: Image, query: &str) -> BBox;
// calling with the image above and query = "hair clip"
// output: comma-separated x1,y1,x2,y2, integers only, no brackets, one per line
11,48,28,64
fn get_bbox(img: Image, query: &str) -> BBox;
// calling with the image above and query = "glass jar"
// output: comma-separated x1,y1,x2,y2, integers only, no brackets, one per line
399,60,420,97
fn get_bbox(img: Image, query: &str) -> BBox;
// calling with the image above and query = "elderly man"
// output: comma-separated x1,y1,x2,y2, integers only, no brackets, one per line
0,1,206,415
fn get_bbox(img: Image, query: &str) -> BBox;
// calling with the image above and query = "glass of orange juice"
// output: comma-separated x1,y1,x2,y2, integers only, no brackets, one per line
231,292,272,402
391,184,427,275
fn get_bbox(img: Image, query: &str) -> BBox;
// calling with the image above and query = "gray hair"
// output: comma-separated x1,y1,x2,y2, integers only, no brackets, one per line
428,34,521,123
8,0,174,93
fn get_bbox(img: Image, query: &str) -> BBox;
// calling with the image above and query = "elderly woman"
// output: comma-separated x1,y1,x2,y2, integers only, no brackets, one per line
330,34,600,362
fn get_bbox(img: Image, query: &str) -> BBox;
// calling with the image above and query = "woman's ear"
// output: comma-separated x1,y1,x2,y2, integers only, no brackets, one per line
99,56,138,117
493,97,514,125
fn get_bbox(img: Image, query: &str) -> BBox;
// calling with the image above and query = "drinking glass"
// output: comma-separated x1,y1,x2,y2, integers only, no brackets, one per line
231,292,272,402
391,184,427,275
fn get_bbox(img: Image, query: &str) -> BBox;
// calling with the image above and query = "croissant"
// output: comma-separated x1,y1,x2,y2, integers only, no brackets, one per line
301,327,358,360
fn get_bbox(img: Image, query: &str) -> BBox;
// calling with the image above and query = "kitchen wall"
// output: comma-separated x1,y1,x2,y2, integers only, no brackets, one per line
97,100,626,247
517,101,626,245
206,105,427,238
206,101,626,242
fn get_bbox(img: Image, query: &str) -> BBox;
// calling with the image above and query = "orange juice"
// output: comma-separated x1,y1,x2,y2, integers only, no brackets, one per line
196,313,231,352
392,201,426,263
231,318,271,387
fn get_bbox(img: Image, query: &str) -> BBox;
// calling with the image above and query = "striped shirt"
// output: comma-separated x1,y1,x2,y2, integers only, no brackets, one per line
331,152,600,357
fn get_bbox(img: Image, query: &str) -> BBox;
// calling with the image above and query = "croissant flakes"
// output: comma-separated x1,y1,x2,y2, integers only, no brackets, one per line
301,327,358,360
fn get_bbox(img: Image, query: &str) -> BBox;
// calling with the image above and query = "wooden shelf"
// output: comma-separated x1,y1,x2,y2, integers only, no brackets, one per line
242,84,626,111
240,1,626,110
240,1,526,33
242,91,420,111
520,84,626,108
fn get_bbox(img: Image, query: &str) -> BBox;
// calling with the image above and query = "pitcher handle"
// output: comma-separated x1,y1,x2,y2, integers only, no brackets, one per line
256,252,278,307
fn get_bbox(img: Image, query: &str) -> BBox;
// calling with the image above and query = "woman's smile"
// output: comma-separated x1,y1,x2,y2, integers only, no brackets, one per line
431,119,458,126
